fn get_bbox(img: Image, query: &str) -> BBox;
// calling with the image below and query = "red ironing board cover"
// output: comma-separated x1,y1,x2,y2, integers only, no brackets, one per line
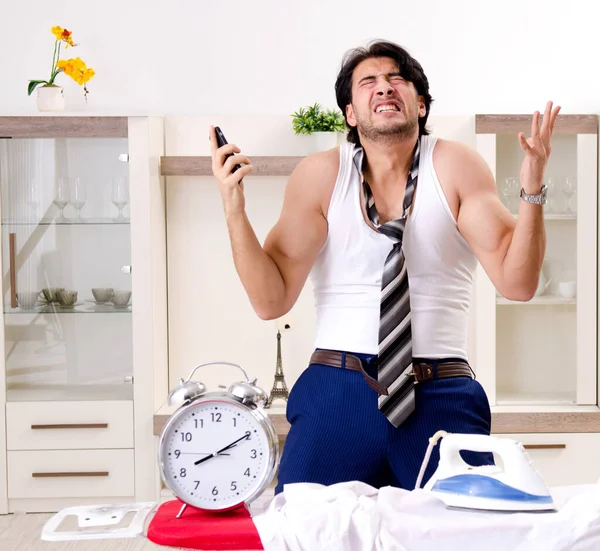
146,499,264,550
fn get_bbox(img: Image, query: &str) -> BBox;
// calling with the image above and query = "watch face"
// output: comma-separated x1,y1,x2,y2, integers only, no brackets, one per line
159,398,274,510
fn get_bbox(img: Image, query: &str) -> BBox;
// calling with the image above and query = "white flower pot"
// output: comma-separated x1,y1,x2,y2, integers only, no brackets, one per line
36,85,65,112
312,131,340,152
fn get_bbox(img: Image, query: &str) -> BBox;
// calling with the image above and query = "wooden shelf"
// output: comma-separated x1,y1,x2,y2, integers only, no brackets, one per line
153,405,600,436
476,114,597,135
0,116,128,138
496,295,576,306
160,156,304,176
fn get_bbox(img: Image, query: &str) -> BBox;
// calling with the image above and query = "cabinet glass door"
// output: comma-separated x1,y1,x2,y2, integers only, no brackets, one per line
487,130,597,406
0,135,133,401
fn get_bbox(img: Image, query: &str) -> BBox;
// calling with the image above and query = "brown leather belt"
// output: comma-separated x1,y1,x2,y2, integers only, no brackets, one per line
309,349,474,396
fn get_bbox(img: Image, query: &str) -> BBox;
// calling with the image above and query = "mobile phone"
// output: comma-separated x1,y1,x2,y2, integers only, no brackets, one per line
214,126,242,173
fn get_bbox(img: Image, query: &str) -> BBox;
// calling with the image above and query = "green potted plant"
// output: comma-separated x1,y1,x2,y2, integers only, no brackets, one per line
291,103,346,151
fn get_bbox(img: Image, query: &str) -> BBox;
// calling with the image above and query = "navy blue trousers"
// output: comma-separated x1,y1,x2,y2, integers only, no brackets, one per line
274,350,494,495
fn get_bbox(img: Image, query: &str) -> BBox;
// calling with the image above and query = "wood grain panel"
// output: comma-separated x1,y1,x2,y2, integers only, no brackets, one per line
476,114,597,134
160,156,304,176
0,117,128,138
154,410,600,437
491,411,600,433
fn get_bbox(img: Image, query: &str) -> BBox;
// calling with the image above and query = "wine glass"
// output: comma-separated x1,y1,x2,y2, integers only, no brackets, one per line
112,176,129,221
54,177,70,222
70,177,87,222
562,176,577,214
502,177,519,213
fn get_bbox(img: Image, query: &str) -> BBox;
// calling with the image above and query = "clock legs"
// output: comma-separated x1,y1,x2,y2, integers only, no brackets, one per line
176,502,187,519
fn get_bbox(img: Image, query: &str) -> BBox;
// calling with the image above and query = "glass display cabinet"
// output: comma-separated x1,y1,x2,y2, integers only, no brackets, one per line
0,116,168,513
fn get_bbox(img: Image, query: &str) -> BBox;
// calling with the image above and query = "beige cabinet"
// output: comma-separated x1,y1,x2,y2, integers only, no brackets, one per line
474,114,600,486
0,116,168,514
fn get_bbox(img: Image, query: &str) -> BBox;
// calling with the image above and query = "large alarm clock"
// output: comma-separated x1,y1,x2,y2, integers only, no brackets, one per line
158,361,279,515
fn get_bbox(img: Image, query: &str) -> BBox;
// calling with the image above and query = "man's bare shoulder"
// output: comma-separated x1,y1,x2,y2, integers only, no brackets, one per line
287,146,341,213
433,138,495,195
292,146,340,183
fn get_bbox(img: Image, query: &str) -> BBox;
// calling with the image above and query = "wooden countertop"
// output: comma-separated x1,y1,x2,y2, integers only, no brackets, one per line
153,402,600,436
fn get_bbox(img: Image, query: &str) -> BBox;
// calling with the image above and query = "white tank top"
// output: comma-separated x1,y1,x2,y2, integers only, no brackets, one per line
309,135,477,359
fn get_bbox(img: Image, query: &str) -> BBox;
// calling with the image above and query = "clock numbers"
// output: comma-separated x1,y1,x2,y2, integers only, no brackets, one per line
164,402,271,510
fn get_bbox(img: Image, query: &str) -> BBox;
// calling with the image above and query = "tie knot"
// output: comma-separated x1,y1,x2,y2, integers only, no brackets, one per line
379,219,405,242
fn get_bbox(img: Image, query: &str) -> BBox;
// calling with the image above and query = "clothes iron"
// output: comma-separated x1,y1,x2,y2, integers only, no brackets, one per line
417,431,557,513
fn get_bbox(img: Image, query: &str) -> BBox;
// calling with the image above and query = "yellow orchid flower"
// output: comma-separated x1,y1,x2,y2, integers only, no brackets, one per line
28,26,94,99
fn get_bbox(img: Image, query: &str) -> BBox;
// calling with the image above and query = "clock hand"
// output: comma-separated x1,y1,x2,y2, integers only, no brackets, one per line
217,432,251,454
180,452,230,456
193,433,250,466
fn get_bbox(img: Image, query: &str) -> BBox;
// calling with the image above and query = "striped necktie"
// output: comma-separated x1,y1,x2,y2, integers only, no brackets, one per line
361,139,421,428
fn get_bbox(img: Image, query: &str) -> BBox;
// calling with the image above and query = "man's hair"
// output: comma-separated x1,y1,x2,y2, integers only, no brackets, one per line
334,40,434,145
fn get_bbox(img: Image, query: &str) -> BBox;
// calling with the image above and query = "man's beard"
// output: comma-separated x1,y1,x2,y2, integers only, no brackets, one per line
356,113,419,145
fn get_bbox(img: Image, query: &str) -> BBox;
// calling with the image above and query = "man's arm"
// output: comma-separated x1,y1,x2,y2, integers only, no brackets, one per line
210,126,337,319
448,103,559,301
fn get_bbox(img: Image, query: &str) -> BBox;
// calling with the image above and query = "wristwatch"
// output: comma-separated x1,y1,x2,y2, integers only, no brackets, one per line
520,185,547,205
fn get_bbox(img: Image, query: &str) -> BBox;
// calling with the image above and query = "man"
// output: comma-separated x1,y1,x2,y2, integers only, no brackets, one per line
209,40,559,494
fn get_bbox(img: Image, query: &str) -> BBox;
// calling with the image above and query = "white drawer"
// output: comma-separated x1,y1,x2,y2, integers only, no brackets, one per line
492,433,600,487
6,401,133,450
7,449,134,499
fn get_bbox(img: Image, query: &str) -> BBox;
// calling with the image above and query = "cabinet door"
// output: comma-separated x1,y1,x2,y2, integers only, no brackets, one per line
494,433,600,487
474,121,598,407
0,130,134,404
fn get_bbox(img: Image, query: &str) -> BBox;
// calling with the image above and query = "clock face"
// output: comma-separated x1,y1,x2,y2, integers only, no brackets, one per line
160,398,273,510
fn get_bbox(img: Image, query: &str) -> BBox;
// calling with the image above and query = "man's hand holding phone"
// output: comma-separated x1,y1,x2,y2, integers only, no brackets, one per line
209,125,253,216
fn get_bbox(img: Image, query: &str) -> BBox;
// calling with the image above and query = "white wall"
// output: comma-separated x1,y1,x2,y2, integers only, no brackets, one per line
2,0,599,115
3,0,598,397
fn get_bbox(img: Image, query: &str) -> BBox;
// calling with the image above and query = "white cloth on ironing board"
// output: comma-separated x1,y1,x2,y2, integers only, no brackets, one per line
251,481,600,551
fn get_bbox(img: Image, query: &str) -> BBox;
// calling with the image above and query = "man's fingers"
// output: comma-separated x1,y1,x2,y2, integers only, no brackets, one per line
223,154,250,174
209,125,218,155
518,132,533,153
216,144,241,167
531,110,541,142
550,105,561,134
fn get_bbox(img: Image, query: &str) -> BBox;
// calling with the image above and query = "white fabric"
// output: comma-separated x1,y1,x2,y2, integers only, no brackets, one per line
309,137,477,358
252,481,600,551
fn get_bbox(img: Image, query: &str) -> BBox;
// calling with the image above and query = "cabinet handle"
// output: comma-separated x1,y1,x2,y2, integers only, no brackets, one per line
32,471,109,478
30,423,108,430
9,232,16,308
523,444,566,450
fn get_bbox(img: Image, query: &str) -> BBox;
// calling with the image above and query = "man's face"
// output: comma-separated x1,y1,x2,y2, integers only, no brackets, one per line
346,56,425,143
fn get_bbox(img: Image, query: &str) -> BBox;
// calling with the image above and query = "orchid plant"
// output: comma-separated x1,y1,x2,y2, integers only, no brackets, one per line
27,26,95,99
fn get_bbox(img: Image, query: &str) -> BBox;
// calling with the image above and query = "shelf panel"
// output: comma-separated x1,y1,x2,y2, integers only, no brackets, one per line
496,295,575,306
543,214,577,221
1,218,130,227
160,156,304,176
495,390,575,406
152,402,600,435
0,116,128,138
476,114,597,135
5,303,131,314
153,402,289,436
6,384,133,402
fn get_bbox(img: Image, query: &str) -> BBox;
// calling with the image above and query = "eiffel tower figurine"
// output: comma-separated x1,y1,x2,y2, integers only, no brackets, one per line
265,330,289,408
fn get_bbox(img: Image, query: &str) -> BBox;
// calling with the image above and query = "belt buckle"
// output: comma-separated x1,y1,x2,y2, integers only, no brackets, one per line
410,363,434,382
